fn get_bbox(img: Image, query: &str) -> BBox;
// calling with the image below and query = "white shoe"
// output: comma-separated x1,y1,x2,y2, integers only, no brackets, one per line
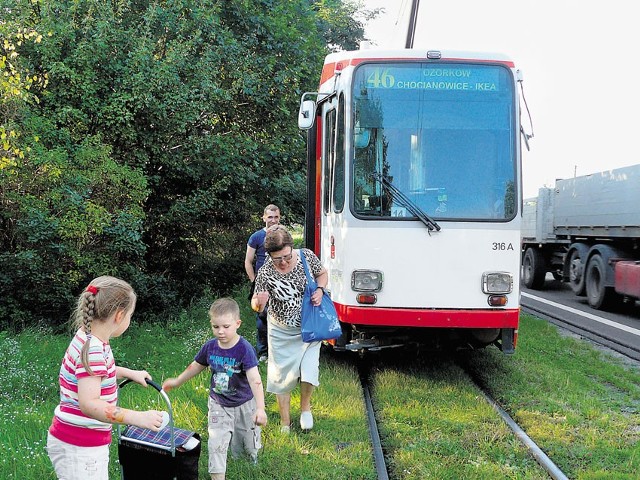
280,424,290,434
258,355,268,363
300,411,313,430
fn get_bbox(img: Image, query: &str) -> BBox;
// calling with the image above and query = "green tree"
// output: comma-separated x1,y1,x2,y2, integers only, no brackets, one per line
314,0,382,51
1,0,373,329
0,15,47,170
1,0,150,328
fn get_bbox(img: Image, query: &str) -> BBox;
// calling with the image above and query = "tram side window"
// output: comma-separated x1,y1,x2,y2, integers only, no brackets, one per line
323,109,336,214
353,128,387,215
333,94,346,213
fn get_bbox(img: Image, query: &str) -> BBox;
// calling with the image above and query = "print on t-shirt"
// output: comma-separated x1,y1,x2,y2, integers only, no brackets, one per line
210,354,240,396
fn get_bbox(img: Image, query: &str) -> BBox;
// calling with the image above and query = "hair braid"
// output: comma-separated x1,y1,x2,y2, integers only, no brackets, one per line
80,291,96,375
71,276,136,376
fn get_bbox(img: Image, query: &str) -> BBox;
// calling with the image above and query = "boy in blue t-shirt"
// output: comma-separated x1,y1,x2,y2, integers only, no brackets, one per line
163,298,267,480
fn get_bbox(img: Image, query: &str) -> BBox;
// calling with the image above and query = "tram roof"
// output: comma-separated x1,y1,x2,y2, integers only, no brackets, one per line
324,48,513,65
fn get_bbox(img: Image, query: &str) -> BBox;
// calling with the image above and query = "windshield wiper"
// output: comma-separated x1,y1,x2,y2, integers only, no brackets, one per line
371,172,441,233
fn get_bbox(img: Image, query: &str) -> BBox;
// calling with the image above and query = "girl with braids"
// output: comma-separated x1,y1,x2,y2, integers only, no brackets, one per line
47,276,164,480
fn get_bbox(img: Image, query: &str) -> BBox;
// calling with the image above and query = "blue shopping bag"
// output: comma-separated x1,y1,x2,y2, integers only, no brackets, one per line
299,251,342,343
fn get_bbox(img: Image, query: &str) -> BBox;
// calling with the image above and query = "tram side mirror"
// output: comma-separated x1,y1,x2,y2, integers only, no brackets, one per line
298,100,316,130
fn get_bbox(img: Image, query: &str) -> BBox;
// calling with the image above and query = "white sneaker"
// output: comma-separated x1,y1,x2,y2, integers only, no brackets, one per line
300,411,313,430
258,355,268,363
280,424,290,434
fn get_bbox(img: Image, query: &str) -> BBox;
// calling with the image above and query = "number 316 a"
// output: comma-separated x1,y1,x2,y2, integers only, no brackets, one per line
492,242,514,251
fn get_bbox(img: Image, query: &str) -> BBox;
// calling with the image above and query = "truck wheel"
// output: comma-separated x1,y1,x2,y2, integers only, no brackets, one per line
585,254,620,310
522,248,546,289
568,248,586,296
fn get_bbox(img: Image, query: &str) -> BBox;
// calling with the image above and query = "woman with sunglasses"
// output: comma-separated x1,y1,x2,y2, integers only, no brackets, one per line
251,225,328,434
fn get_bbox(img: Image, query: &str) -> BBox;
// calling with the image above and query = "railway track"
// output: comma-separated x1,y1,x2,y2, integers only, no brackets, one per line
460,362,569,480
356,354,570,480
358,362,390,480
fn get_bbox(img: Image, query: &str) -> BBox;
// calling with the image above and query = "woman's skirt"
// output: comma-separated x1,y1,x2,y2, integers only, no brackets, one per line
266,322,321,394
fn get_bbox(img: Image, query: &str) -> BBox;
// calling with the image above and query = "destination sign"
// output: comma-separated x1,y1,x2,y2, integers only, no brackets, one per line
359,65,502,92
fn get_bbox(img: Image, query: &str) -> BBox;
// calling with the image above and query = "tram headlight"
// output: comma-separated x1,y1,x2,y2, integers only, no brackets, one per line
351,270,383,292
482,272,513,294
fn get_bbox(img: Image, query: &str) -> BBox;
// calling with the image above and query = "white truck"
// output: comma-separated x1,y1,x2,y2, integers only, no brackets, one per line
521,164,640,310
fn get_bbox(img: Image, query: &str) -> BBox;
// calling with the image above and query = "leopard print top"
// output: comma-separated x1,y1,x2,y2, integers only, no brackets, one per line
254,248,324,328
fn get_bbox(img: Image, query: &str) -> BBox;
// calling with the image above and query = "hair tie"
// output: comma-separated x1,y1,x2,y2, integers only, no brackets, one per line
86,285,99,295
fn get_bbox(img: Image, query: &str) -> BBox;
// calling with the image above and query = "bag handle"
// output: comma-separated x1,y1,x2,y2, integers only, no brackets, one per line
117,377,176,455
299,249,317,290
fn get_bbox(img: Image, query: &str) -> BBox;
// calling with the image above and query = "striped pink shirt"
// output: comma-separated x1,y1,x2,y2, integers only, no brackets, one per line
48,330,117,446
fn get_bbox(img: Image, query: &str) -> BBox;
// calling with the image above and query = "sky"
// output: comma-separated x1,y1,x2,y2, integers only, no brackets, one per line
359,0,639,198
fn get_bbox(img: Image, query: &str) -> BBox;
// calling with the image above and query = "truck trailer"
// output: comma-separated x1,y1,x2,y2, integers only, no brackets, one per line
521,164,640,310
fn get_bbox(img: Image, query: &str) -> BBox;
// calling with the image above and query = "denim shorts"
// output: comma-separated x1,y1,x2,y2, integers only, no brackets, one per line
207,396,262,474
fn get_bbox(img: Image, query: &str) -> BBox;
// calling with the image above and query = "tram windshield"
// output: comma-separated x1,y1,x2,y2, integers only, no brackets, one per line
352,62,516,221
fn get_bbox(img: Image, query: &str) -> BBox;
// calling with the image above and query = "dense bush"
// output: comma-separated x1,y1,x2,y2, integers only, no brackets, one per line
0,0,372,329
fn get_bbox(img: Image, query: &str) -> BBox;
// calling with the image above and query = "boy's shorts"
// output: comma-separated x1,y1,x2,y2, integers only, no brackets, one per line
207,396,262,475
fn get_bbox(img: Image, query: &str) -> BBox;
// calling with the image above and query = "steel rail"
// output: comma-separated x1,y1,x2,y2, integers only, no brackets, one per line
478,387,569,480
358,363,389,480
461,365,570,480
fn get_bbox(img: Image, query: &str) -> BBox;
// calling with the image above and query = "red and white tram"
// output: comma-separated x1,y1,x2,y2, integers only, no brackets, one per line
298,48,525,353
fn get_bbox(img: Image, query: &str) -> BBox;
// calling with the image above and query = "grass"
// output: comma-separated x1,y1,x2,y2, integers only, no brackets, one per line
463,315,640,479
0,288,376,480
368,315,640,479
369,354,549,479
1,294,639,479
